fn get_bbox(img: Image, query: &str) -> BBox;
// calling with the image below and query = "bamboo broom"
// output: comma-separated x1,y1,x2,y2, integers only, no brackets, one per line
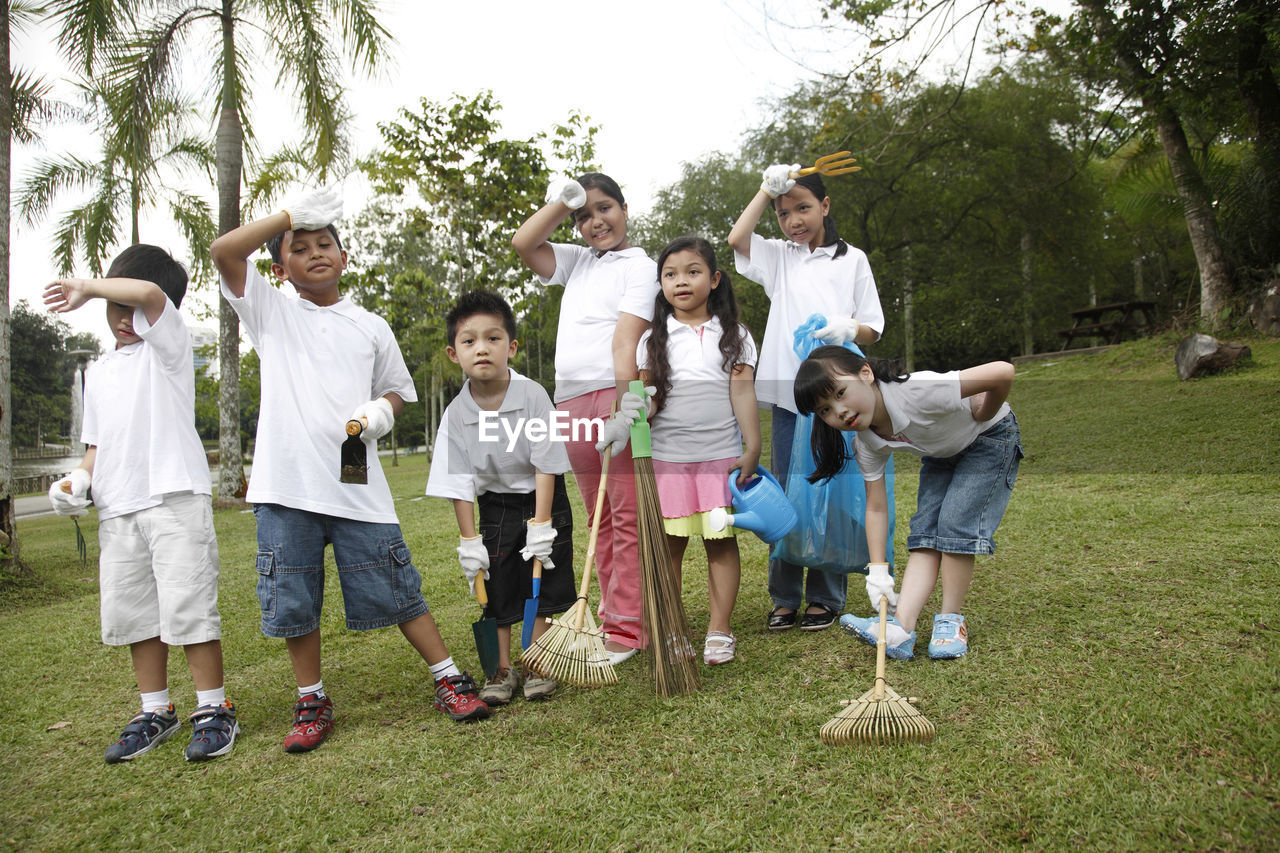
522,451,618,688
628,380,700,698
820,596,935,745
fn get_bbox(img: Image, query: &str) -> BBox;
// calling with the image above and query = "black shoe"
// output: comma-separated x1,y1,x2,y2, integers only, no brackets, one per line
766,607,797,631
799,604,838,632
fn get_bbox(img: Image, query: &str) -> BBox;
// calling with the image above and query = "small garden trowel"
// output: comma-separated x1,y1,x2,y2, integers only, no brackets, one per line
340,418,368,484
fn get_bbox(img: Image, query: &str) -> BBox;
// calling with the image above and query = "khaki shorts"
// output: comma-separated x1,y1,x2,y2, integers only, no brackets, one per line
98,492,221,646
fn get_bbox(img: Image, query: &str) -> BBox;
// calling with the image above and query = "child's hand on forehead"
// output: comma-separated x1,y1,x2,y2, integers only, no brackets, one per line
282,183,344,232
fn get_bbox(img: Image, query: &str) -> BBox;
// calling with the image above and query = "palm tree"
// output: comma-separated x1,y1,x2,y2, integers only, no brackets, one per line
50,0,390,500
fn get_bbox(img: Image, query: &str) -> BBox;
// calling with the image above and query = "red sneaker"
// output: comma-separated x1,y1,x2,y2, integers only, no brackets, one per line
283,693,334,753
433,674,490,722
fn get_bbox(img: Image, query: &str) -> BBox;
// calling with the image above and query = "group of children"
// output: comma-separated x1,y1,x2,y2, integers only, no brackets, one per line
45,161,1021,764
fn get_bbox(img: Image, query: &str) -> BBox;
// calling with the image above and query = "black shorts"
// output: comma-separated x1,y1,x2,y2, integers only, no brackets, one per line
477,475,576,626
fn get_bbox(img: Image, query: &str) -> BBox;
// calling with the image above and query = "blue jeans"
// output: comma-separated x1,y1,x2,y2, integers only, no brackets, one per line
767,406,847,612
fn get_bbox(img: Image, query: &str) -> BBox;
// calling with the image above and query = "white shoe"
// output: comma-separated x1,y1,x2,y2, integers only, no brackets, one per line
606,647,638,666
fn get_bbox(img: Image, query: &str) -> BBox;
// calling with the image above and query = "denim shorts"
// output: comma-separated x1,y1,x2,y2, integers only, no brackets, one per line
252,504,429,638
907,412,1024,556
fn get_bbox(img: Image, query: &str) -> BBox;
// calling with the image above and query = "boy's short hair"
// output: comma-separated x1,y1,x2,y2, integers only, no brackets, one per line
446,290,517,346
266,224,343,264
105,244,189,308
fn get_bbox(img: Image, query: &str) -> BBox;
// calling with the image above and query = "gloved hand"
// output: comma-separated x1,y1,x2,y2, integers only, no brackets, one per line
350,397,395,442
865,562,898,613
761,163,799,199
519,519,557,570
48,468,92,517
545,177,587,210
594,386,655,456
457,535,490,596
814,316,862,345
282,184,343,232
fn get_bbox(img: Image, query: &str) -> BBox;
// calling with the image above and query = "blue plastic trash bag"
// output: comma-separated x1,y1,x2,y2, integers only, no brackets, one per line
770,314,896,574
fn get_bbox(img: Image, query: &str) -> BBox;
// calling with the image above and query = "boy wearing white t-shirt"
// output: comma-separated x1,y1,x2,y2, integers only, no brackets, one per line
210,186,489,754
45,245,237,764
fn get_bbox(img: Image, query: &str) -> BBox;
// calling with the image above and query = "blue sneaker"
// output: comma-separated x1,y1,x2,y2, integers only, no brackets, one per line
838,613,916,660
184,701,240,761
104,705,179,764
929,613,968,659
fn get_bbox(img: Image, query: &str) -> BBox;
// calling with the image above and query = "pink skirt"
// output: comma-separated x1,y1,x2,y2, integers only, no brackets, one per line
652,457,736,518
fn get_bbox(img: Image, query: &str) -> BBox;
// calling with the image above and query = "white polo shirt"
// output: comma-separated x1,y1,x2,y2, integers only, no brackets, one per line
852,371,1012,481
734,233,885,413
221,266,417,523
425,368,572,501
538,242,658,404
636,315,758,463
81,300,211,520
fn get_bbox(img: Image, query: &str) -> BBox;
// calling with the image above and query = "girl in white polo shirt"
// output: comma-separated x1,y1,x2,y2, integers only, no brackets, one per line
728,167,887,633
634,236,761,666
513,173,659,664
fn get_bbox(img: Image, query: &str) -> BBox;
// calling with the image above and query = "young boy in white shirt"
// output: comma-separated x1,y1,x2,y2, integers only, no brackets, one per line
45,244,237,764
210,186,489,753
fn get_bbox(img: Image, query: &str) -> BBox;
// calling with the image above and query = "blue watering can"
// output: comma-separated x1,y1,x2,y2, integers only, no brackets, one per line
707,466,798,544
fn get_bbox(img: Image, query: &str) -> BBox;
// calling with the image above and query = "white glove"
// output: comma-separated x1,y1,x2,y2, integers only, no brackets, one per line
761,163,799,199
814,317,861,345
350,398,395,442
457,535,490,596
519,519,557,570
865,562,898,613
48,468,92,517
594,387,655,456
282,184,343,232
545,177,587,210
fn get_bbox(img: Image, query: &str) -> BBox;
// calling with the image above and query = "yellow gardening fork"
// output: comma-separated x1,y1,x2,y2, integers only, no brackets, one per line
791,151,861,178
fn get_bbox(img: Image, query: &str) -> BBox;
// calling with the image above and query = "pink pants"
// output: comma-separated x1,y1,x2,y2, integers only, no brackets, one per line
560,389,644,650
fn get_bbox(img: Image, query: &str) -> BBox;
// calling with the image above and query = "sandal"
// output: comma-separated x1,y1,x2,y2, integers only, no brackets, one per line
766,607,797,632
703,631,736,665
799,604,839,632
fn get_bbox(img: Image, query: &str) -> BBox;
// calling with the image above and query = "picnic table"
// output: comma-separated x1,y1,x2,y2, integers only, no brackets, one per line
1057,300,1156,350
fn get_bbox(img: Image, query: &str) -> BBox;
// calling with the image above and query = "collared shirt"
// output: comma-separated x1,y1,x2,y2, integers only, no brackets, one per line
81,300,210,520
853,371,1012,481
539,242,658,403
636,315,758,463
734,233,885,413
426,368,572,500
220,266,416,523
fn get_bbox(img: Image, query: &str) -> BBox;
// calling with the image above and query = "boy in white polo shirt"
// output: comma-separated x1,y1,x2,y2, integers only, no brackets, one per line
210,186,489,753
426,290,576,704
45,244,237,764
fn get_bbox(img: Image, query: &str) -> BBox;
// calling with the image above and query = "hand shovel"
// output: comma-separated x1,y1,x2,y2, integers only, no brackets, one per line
520,558,544,649
472,575,500,679
340,418,368,484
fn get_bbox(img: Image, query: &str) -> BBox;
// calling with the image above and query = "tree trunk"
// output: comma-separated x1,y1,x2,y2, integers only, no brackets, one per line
0,6,20,571
215,3,245,503
1020,230,1034,357
902,247,915,372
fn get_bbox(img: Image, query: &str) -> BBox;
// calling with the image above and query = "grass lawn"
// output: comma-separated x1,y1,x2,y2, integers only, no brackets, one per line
2,332,1277,850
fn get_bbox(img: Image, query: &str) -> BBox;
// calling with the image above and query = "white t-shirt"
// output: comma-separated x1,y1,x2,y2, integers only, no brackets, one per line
220,266,417,523
425,368,572,501
853,371,1012,481
734,233,885,413
636,315,758,463
538,243,658,404
81,300,210,520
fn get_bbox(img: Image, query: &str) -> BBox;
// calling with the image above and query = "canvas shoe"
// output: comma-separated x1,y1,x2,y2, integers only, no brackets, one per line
185,701,240,762
434,673,490,722
522,670,556,701
929,613,969,659
104,705,180,764
283,693,334,753
838,613,916,661
477,667,520,706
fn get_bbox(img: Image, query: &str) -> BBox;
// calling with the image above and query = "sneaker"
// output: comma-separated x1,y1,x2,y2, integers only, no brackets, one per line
522,670,556,701
477,667,519,706
703,631,736,665
283,693,334,753
838,613,917,661
185,701,240,762
929,613,969,659
433,673,490,722
104,705,180,764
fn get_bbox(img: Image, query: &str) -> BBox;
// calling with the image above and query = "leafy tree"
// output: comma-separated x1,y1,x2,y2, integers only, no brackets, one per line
8,300,102,448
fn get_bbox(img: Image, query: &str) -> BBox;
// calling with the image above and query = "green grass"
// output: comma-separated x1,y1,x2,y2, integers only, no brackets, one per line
2,334,1278,850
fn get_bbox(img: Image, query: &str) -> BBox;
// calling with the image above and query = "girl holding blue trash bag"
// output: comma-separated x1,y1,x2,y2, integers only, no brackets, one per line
631,236,761,666
794,346,1022,661
728,166,886,632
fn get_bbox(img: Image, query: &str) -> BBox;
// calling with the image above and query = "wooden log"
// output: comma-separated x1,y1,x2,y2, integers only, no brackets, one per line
1175,334,1252,380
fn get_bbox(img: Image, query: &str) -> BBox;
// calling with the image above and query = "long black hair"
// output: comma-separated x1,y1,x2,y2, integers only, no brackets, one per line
774,172,848,260
794,346,907,482
644,236,748,417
